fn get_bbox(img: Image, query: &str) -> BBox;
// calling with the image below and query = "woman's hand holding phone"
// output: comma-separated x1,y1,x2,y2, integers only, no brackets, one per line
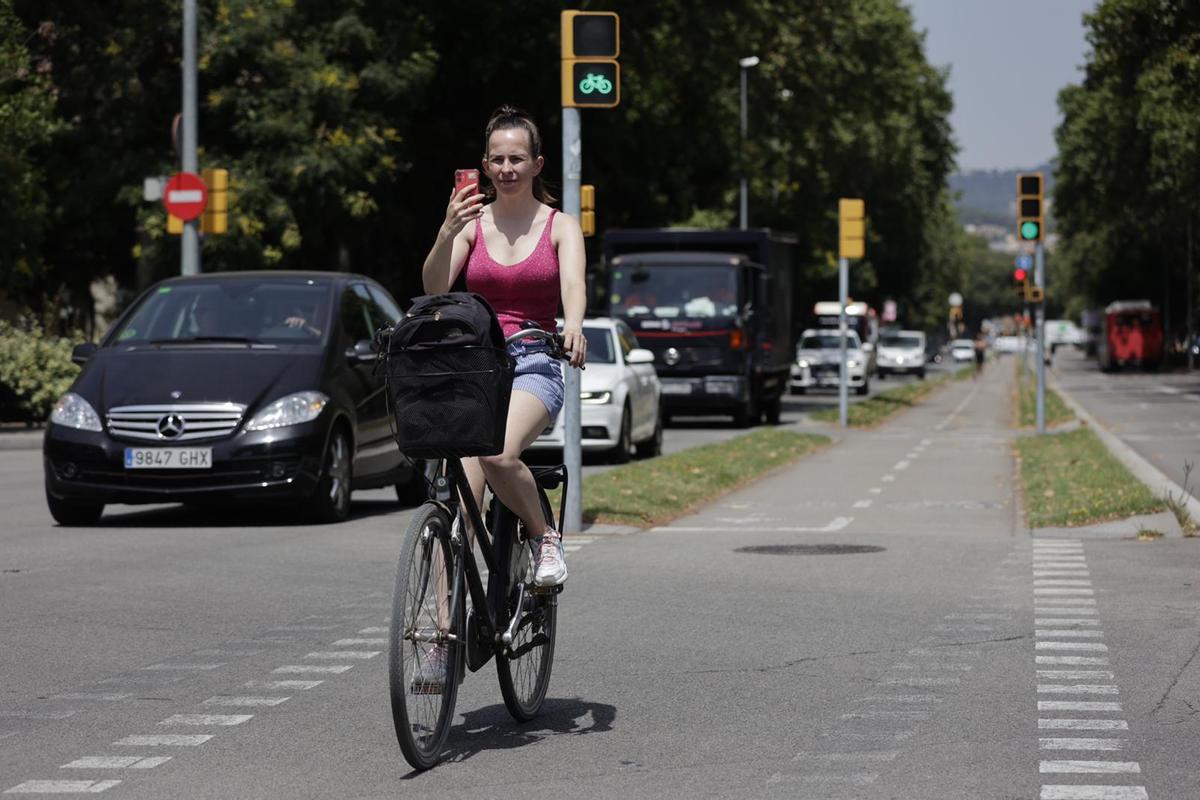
443,168,484,237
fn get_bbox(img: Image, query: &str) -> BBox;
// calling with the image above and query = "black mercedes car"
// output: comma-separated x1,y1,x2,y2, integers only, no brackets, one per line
44,271,425,525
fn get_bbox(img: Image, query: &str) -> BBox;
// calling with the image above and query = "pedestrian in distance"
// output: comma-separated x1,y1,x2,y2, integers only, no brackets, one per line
421,104,588,588
973,331,987,379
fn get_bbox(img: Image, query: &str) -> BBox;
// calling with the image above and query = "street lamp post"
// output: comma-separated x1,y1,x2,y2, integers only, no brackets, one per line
739,55,759,230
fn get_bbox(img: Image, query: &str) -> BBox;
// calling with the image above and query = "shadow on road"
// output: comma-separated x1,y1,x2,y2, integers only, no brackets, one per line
83,497,410,528
402,697,617,775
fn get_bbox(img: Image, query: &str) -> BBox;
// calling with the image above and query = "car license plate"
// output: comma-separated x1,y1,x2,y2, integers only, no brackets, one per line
124,447,212,469
660,381,694,395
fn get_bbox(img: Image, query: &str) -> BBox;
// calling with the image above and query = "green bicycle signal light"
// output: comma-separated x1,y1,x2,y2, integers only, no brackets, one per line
1016,172,1044,243
561,11,620,108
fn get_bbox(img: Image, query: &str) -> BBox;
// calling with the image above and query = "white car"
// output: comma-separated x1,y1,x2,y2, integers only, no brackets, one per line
875,330,926,379
530,318,663,463
790,328,870,395
949,338,976,363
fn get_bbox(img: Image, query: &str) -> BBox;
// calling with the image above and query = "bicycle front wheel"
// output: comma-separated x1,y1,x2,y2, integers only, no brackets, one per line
388,502,461,770
495,492,558,721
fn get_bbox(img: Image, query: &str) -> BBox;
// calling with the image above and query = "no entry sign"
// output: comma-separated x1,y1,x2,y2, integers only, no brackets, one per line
163,172,208,221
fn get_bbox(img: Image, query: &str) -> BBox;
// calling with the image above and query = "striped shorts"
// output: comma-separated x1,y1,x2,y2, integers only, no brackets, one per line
509,341,564,423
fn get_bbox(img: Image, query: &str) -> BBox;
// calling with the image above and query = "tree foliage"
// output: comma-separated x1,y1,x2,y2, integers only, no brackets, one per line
6,0,961,336
1054,0,1200,323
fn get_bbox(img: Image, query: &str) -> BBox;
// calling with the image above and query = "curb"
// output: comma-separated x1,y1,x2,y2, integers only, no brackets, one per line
1032,510,1183,540
1047,371,1200,536
0,431,42,452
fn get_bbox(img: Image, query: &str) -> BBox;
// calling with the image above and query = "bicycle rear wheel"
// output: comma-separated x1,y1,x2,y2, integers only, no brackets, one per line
389,502,462,770
495,491,558,721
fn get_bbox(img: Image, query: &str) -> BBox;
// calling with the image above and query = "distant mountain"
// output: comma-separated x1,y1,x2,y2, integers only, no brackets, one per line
949,164,1055,228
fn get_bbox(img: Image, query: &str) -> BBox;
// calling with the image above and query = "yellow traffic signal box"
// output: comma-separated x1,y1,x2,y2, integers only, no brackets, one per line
1016,172,1044,243
580,184,595,237
561,11,620,108
838,198,865,260
201,168,229,235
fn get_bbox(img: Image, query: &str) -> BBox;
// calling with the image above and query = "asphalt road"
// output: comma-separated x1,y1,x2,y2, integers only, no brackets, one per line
4,358,1196,798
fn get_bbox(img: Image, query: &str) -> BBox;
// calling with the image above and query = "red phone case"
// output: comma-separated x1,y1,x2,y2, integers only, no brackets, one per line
454,169,479,197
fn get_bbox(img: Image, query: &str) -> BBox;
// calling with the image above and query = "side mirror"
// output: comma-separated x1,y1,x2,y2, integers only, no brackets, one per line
71,342,98,366
346,339,375,364
626,348,654,365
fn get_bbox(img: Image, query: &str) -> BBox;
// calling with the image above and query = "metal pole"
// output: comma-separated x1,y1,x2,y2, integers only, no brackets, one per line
181,0,199,275
1035,242,1046,434
838,257,848,428
1188,218,1194,370
562,107,582,534
739,65,748,230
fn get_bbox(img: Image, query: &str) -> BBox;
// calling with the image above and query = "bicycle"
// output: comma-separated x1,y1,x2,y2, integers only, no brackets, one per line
385,323,570,771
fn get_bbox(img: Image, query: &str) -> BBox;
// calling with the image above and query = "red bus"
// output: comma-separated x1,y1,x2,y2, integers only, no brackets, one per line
1097,300,1163,371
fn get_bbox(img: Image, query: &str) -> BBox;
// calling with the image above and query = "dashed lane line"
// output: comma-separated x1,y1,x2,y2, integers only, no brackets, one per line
3,780,122,794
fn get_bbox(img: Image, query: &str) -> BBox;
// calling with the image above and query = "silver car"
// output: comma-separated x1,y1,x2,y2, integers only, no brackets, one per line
875,330,926,379
790,329,869,395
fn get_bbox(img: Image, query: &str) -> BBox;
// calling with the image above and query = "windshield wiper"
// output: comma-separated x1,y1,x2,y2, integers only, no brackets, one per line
151,336,260,344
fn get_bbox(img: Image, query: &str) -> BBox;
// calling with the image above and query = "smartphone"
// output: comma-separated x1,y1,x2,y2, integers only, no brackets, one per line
454,168,480,198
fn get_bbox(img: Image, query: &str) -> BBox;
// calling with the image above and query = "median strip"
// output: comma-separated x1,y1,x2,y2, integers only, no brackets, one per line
557,427,829,528
809,367,971,427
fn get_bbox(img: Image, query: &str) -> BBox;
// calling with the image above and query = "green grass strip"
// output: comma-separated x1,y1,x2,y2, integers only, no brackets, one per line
1015,428,1163,528
551,428,829,528
809,366,971,427
1014,359,1074,427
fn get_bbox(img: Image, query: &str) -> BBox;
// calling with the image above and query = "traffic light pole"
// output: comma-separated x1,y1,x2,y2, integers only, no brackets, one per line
1035,242,1046,434
562,107,583,533
838,257,849,428
181,0,199,275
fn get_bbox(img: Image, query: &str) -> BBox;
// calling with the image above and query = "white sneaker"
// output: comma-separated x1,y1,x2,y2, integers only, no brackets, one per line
533,528,568,586
410,644,447,694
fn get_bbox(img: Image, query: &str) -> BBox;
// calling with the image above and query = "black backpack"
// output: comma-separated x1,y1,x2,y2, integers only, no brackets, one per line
381,292,514,458
388,292,505,351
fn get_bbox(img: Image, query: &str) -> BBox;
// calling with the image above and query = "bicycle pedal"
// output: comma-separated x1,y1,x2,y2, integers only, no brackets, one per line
528,583,564,595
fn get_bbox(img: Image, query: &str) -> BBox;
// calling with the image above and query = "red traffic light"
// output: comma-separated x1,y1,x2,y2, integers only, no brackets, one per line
1013,267,1028,282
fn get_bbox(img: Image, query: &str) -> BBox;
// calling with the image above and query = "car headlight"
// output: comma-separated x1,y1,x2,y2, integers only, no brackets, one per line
245,391,328,431
847,360,859,369
580,390,612,404
50,392,102,432
797,359,809,369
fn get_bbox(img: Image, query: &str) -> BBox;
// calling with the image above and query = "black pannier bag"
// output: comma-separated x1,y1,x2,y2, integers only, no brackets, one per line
381,292,515,458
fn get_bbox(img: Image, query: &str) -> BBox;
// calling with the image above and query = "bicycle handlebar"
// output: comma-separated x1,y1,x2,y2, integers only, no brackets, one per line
504,323,582,368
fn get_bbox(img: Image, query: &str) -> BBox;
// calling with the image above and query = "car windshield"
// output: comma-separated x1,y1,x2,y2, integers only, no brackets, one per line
800,332,861,350
610,264,738,319
951,340,974,349
583,327,616,364
879,334,922,349
109,281,333,344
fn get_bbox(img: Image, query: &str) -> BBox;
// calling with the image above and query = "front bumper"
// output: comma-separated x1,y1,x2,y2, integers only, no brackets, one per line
653,375,747,413
876,354,926,374
43,420,327,505
790,364,865,390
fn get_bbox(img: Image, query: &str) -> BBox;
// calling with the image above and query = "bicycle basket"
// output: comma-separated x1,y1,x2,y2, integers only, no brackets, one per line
384,345,515,458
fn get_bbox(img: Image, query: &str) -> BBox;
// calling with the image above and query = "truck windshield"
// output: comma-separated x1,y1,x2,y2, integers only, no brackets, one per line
800,332,861,350
610,265,737,319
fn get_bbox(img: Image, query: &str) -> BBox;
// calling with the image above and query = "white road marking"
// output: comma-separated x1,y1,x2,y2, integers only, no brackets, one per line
48,694,130,702
869,487,883,494
272,624,340,631
893,460,910,470
1037,630,1104,638
202,696,289,707
1035,589,1096,596
1035,580,1093,586
3,780,121,793
1035,570,1092,576
854,695,943,704
1038,701,1122,712
60,757,171,769
272,665,352,674
1037,656,1110,666
1036,619,1100,626
657,517,853,533
1040,761,1139,773
1036,607,1098,615
1038,670,1115,680
1039,786,1147,800
1039,719,1128,730
1036,642,1109,651
304,651,379,660
330,639,387,646
358,627,388,634
1039,738,1126,751
944,613,1011,620
113,735,211,746
159,714,252,726
242,680,321,690
921,438,932,445
1038,685,1119,695
881,474,895,482
853,500,873,508
143,663,223,671
884,676,961,686
892,663,972,671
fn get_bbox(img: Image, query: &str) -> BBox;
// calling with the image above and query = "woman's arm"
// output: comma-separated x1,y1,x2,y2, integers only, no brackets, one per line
421,184,483,293
554,212,588,368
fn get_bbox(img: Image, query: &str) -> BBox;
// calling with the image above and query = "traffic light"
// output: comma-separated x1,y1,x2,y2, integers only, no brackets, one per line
838,198,865,259
561,11,620,108
1016,172,1044,242
1014,267,1028,283
201,168,229,235
580,184,595,237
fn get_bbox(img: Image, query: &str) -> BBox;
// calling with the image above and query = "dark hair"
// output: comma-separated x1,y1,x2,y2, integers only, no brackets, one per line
482,105,556,204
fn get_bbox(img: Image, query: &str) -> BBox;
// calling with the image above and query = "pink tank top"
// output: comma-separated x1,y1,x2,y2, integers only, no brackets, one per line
466,209,560,339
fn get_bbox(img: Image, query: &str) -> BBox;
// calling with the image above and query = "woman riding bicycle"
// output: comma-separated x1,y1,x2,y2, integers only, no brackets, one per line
420,104,587,588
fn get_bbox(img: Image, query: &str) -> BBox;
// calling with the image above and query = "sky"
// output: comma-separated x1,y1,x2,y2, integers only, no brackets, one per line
905,0,1096,173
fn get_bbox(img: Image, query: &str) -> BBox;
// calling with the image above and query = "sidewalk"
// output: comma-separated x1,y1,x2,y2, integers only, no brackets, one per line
0,423,43,451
